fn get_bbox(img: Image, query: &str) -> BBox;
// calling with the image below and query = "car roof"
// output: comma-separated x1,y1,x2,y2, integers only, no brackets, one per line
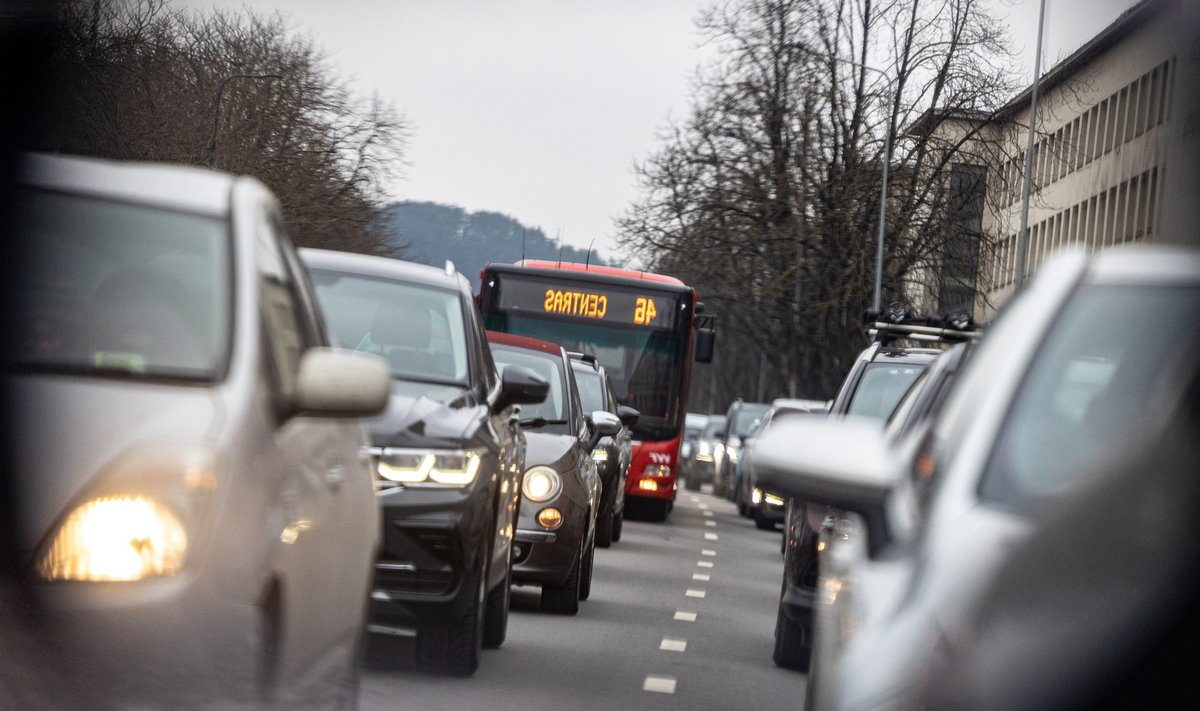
485,330,565,358
865,343,943,365
770,398,827,412
300,248,469,294
1087,244,1200,285
20,153,235,217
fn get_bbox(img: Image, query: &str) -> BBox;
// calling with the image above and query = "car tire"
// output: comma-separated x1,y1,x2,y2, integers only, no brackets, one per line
595,505,615,548
417,566,485,676
611,508,624,542
754,511,776,530
647,499,669,523
773,603,812,671
579,535,596,601
685,473,700,491
481,557,511,650
540,544,582,615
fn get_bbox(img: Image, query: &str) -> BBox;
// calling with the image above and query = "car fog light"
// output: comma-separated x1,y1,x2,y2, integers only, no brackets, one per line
537,508,563,530
638,479,659,492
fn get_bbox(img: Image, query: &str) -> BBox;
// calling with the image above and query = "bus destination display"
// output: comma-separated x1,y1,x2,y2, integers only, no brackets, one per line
495,274,678,329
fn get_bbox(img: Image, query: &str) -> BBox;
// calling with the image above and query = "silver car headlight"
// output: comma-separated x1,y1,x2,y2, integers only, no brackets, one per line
522,466,562,503
371,447,482,487
38,444,217,582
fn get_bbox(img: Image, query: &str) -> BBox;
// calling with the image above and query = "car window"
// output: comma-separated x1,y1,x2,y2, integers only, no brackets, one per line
980,284,1200,510
14,190,231,381
492,346,567,424
573,365,605,413
308,269,470,391
702,418,725,438
730,406,769,437
845,362,927,420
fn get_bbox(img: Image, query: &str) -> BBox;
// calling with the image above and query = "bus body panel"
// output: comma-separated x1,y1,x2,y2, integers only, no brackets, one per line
626,436,682,502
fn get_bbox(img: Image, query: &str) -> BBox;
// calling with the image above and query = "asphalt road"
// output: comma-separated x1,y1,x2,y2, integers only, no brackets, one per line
360,489,807,711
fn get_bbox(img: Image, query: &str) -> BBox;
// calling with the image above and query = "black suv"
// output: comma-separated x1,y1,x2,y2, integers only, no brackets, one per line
302,249,548,676
773,311,978,671
570,354,638,547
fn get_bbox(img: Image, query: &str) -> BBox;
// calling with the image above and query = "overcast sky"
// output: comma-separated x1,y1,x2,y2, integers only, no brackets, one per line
182,0,1138,260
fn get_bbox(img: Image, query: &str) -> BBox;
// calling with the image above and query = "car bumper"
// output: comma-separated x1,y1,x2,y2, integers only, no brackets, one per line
688,458,716,484
511,503,586,587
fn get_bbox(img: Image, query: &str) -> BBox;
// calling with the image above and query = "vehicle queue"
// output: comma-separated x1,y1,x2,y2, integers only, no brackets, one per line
9,153,1200,710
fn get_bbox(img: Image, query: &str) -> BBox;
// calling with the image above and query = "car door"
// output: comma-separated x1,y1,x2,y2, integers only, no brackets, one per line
254,208,367,687
605,379,629,511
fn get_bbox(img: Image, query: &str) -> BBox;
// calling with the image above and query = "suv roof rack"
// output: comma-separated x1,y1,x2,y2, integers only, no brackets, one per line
567,352,600,369
864,307,982,345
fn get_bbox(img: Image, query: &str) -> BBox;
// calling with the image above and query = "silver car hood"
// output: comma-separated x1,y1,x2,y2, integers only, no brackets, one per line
13,375,220,553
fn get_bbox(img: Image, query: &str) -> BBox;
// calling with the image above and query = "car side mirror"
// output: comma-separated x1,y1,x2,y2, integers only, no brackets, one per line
590,410,622,437
694,327,715,363
617,405,640,427
494,365,549,412
753,417,897,556
293,348,390,416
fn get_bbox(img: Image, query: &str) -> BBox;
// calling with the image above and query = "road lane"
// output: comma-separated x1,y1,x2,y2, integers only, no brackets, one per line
361,490,806,710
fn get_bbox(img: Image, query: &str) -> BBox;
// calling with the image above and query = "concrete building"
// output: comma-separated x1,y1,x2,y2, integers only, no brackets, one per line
917,0,1200,319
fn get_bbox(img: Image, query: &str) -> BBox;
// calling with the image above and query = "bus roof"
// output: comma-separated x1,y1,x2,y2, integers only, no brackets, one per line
511,260,686,287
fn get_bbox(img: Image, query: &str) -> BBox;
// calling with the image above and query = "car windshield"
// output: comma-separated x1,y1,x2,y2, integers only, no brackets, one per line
12,190,231,381
980,283,1200,510
731,405,769,437
309,269,470,392
491,346,568,424
846,362,927,420
572,364,606,413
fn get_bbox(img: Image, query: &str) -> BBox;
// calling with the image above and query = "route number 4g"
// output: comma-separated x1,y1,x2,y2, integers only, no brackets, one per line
634,297,657,325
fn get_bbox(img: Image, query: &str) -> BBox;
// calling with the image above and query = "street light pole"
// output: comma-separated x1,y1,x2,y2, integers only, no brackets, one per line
208,72,284,165
790,43,894,311
1014,0,1048,290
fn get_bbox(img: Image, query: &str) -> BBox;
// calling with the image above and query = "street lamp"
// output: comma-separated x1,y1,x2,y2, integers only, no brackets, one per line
1014,0,1048,289
790,42,895,311
208,72,285,165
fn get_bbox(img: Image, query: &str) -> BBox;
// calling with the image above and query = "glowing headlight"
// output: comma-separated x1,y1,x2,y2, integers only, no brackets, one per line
522,466,562,503
714,442,725,459
697,442,712,457
764,492,786,507
751,488,763,505
373,448,481,486
591,448,609,463
727,447,739,464
40,496,187,582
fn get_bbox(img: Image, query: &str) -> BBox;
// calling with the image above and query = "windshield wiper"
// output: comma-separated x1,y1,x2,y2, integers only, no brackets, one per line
520,417,568,428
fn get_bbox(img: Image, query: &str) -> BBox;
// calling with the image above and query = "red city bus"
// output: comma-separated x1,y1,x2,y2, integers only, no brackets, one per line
478,260,714,521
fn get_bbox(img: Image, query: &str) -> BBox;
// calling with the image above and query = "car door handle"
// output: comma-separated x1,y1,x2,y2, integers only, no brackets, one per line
325,464,346,490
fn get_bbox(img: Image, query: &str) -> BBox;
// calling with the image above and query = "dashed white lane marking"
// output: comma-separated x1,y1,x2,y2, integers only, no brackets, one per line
697,560,714,568
704,532,719,540
674,611,698,621
685,589,706,598
692,573,710,581
704,520,717,527
702,549,716,556
698,503,709,509
689,497,700,503
703,510,714,517
643,676,677,694
660,637,688,652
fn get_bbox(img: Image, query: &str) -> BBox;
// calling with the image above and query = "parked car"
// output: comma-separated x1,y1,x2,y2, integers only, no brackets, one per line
678,413,709,491
736,398,828,527
10,154,392,708
301,249,548,676
686,415,726,491
569,354,639,547
714,400,771,499
771,312,977,671
487,332,618,615
756,246,1200,710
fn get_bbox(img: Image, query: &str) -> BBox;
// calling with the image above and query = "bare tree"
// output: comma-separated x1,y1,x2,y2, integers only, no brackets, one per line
41,0,407,255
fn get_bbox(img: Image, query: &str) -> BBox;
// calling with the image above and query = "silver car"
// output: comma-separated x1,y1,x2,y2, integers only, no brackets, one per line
756,245,1200,710
9,155,391,708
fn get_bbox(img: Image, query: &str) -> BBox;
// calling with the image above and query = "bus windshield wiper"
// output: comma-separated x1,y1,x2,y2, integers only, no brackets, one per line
520,417,568,428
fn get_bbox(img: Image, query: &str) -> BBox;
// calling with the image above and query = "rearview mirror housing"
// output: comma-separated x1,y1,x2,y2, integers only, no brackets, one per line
754,417,897,554
694,327,715,363
294,348,390,417
494,365,549,412
617,405,640,428
590,410,622,438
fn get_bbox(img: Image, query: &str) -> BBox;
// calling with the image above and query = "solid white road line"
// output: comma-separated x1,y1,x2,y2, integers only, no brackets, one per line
697,561,714,568
702,549,716,556
685,589,707,598
692,573,710,581
674,611,698,621
643,676,677,694
660,637,688,652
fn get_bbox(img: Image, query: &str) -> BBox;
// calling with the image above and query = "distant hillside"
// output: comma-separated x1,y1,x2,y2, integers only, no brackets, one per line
385,201,609,288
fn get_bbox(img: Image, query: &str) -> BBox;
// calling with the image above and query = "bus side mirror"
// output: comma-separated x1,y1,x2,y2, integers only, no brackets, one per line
695,327,715,363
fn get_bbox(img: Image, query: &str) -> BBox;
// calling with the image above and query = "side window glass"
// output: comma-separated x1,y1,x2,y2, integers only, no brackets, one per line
256,211,311,398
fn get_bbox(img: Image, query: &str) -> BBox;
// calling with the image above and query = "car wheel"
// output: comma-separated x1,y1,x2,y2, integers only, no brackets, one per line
481,556,511,650
754,510,776,530
540,543,582,615
685,473,700,491
773,602,812,671
611,508,624,542
595,505,615,548
579,536,596,601
649,499,670,522
417,565,485,676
